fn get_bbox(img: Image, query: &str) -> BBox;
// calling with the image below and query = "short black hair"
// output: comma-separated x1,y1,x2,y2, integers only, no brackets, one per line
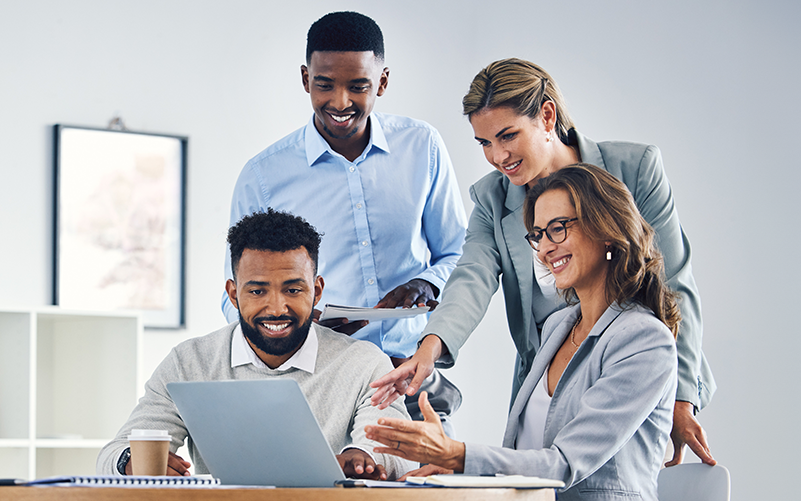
306,11,384,64
228,209,322,280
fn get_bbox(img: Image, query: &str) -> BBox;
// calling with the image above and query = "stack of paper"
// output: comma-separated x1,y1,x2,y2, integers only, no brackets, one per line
405,474,565,489
319,304,430,322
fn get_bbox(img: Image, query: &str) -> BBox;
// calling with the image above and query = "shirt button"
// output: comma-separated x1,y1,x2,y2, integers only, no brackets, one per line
361,241,368,246
368,278,375,285
349,166,355,172
356,203,363,209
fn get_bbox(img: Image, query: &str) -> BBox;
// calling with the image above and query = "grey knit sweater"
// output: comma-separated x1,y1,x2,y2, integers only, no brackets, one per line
96,323,414,479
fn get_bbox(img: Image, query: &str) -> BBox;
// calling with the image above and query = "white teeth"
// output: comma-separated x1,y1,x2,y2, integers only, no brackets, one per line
331,114,354,123
261,323,289,332
503,161,521,171
552,257,570,268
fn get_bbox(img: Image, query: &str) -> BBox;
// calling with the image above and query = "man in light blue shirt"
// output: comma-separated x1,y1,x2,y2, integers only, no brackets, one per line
223,12,467,431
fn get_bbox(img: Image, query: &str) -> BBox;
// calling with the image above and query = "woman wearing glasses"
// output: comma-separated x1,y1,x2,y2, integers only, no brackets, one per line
371,58,715,466
366,164,678,500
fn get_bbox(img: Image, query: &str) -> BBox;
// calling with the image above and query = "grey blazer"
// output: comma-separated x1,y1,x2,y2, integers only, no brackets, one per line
423,129,715,409
463,303,677,501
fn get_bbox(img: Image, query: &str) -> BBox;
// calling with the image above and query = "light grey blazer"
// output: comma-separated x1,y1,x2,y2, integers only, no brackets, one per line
463,303,677,501
423,129,715,410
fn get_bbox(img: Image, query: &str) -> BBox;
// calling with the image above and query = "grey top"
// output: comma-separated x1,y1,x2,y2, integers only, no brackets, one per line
465,303,677,501
423,129,715,410
96,323,414,479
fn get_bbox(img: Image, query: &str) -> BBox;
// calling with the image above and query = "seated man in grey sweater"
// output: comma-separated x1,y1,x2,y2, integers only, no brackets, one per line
97,209,413,480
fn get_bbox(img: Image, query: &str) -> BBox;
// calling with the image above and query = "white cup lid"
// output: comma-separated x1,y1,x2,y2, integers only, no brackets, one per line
128,429,172,441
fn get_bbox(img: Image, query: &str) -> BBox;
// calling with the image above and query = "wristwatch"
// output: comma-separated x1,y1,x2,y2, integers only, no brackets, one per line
116,447,131,475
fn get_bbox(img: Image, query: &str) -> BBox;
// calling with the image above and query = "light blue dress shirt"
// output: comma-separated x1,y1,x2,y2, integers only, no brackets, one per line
223,113,467,358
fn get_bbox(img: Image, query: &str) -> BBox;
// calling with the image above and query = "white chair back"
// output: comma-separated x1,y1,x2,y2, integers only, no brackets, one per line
657,463,730,501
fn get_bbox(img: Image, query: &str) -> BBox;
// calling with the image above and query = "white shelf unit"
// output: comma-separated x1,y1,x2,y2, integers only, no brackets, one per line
0,307,143,480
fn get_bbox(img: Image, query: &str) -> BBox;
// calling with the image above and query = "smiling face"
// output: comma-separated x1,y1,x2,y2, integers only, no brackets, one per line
470,105,558,189
301,50,388,158
225,247,323,368
533,189,608,299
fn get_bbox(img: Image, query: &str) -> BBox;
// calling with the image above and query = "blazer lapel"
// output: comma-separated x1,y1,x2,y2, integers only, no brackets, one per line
572,129,605,170
551,305,625,396
504,304,627,448
501,183,535,352
503,306,580,447
540,304,626,446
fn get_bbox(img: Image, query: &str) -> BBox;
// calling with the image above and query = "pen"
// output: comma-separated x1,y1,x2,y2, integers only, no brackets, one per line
335,479,367,487
0,479,25,486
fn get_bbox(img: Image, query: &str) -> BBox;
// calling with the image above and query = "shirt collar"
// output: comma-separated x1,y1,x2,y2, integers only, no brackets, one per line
304,113,390,166
231,322,318,373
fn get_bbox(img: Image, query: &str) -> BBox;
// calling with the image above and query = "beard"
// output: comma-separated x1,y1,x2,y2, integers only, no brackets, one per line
239,311,313,357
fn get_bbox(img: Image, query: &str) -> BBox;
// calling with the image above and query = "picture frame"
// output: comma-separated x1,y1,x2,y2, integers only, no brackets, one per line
53,124,188,328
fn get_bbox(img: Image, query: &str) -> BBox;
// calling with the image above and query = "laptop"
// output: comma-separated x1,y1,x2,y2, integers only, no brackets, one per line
166,379,347,487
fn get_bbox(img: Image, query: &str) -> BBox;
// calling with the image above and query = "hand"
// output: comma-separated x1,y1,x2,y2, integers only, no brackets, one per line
399,463,453,481
369,335,443,409
336,448,387,480
375,279,439,310
167,452,192,476
125,451,191,476
665,400,716,467
365,391,465,472
313,308,368,336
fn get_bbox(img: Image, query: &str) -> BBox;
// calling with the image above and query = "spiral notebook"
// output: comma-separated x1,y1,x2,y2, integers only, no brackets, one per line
7,475,220,488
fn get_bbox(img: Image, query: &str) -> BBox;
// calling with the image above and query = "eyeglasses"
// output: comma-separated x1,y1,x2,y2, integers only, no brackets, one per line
525,218,578,250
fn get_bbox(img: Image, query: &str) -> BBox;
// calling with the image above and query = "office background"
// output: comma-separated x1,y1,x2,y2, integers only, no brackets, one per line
0,1,797,498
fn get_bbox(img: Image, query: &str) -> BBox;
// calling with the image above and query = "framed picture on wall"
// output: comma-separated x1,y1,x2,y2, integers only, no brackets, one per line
53,124,188,328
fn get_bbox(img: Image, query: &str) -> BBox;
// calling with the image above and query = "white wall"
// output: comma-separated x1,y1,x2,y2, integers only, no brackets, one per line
1,1,798,498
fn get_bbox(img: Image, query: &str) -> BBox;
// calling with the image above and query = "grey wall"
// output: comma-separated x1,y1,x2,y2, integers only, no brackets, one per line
1,1,798,498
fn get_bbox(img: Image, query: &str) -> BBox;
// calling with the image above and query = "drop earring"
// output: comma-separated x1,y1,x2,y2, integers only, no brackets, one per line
606,245,612,261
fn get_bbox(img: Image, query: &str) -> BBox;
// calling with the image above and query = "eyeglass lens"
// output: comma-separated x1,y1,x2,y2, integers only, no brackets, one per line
528,219,571,250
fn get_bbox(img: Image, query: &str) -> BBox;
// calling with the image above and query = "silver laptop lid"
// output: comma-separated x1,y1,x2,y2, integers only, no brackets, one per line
167,379,346,487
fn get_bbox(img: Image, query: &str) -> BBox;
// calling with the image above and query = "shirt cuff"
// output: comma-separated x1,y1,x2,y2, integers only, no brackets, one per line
412,272,446,298
675,379,701,411
339,445,377,465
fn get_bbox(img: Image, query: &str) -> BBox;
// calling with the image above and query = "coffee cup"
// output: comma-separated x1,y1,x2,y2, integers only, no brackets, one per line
127,429,171,476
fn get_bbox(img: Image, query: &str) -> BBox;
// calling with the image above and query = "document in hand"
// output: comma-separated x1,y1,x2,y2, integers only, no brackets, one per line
405,474,565,489
319,304,430,322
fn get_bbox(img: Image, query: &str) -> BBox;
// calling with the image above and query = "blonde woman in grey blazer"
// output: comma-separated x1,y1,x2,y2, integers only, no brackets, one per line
371,58,715,467
367,165,678,500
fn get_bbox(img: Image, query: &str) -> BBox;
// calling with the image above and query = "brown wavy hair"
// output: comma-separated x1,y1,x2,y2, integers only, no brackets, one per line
523,163,681,337
462,58,575,144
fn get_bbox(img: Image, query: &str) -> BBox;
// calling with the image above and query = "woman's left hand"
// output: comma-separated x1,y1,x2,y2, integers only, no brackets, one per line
365,391,466,472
